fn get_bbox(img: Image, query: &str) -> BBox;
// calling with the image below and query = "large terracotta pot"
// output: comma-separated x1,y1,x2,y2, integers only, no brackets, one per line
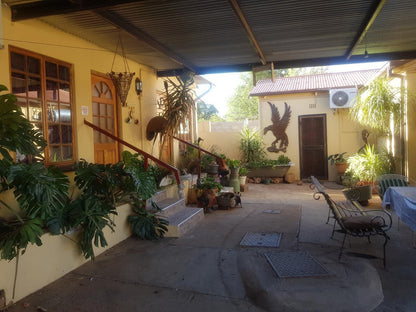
335,162,348,174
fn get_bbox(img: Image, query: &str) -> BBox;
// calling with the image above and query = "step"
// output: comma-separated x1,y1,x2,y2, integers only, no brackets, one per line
162,206,204,238
157,199,204,238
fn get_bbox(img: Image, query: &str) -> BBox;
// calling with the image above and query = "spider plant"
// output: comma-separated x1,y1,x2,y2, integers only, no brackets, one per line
349,77,402,135
158,71,195,155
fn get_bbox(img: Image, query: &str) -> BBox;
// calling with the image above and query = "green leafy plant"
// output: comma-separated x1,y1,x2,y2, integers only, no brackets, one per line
246,155,291,169
349,77,402,135
68,195,117,260
239,167,248,176
345,145,392,183
196,176,223,191
240,126,266,164
328,153,347,165
277,154,291,165
226,159,241,169
128,200,168,240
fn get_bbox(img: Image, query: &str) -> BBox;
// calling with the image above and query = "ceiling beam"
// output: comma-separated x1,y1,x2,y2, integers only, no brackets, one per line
95,10,197,73
157,50,416,77
345,0,387,60
228,0,266,65
10,0,148,21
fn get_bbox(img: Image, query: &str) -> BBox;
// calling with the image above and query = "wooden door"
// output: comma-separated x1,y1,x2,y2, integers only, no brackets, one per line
91,75,119,164
299,114,327,179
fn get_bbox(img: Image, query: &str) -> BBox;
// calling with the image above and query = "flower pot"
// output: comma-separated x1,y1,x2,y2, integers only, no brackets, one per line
343,184,372,206
207,163,219,175
335,162,348,174
239,175,247,186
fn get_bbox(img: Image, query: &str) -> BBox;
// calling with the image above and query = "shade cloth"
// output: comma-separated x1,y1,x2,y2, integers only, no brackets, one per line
383,187,416,231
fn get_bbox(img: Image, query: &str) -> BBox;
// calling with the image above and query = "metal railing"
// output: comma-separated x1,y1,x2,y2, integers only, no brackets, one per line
84,119,181,185
171,135,223,179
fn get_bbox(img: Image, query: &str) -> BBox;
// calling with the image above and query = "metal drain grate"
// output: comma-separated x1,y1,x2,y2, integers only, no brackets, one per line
240,232,281,247
263,209,281,214
265,251,329,278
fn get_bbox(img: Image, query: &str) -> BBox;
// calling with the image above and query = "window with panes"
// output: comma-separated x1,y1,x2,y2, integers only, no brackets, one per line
9,47,75,167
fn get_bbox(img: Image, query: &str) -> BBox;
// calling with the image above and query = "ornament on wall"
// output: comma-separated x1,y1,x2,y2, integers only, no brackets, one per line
107,33,135,106
264,101,292,153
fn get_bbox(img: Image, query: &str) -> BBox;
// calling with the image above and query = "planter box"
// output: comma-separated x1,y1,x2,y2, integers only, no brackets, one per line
247,163,293,178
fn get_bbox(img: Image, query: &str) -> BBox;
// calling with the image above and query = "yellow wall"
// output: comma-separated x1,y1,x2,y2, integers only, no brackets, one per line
259,93,366,181
0,4,165,303
197,121,242,160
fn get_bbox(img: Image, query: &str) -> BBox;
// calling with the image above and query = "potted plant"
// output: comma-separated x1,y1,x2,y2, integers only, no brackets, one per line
328,152,348,174
195,176,223,211
239,166,248,188
246,154,293,178
226,159,242,192
343,145,391,205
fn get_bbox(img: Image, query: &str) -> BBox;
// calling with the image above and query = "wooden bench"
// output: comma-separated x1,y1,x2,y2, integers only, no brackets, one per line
310,176,392,267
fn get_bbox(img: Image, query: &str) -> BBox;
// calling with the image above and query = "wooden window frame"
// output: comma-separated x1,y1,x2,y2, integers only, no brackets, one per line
9,46,76,169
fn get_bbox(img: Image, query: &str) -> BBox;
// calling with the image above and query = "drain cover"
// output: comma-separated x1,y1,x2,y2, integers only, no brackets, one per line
240,232,281,247
263,209,281,214
265,251,329,278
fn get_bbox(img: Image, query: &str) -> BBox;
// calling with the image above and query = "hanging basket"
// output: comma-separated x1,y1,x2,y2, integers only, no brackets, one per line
107,71,135,107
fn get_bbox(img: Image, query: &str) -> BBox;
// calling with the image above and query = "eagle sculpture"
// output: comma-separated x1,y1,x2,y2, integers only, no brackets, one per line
263,102,292,153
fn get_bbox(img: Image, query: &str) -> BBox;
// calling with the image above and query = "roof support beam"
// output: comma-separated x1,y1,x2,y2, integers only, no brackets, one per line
95,10,197,73
345,0,386,60
157,50,416,77
10,0,147,21
228,0,266,65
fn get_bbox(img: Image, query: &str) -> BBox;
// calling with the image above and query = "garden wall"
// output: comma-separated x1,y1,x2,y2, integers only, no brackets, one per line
197,120,260,160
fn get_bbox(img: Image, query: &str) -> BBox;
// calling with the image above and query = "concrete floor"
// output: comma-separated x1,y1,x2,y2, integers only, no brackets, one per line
5,182,416,312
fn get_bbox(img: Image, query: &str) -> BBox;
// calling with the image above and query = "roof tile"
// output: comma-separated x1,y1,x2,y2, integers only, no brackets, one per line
250,69,380,96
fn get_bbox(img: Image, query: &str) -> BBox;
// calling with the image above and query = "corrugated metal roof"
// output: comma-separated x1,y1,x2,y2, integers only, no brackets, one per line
250,69,380,96
3,0,416,75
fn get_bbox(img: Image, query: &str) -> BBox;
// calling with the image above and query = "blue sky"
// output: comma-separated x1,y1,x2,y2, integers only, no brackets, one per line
196,61,387,117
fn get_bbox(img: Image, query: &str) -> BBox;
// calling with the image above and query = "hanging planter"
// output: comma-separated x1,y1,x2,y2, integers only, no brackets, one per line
108,71,135,107
107,33,135,107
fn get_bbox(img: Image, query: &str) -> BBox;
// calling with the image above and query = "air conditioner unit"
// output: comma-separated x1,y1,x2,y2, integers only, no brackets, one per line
329,88,357,108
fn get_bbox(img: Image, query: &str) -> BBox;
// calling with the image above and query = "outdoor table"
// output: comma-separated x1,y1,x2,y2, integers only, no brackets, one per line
382,186,416,231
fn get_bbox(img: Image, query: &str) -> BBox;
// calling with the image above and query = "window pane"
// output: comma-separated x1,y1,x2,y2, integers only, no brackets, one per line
28,57,40,74
100,117,106,129
107,104,114,117
62,145,73,161
28,76,41,98
29,100,42,122
107,118,114,131
100,103,106,116
46,80,58,101
59,65,70,81
92,102,99,115
16,97,28,117
48,125,60,144
11,52,25,71
49,146,61,162
47,103,59,123
61,125,72,144
11,73,27,97
60,103,71,123
45,61,57,78
59,83,70,103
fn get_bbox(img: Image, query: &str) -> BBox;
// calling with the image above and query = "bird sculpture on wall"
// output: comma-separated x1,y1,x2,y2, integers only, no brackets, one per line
264,102,292,153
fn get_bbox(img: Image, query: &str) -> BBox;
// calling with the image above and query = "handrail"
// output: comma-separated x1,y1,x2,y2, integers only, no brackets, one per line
84,119,181,185
171,135,223,179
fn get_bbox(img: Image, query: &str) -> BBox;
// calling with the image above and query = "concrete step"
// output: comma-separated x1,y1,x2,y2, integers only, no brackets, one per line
157,199,204,238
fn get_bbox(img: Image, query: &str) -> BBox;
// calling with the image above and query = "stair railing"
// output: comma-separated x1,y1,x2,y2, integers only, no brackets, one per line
84,119,181,185
171,135,223,179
